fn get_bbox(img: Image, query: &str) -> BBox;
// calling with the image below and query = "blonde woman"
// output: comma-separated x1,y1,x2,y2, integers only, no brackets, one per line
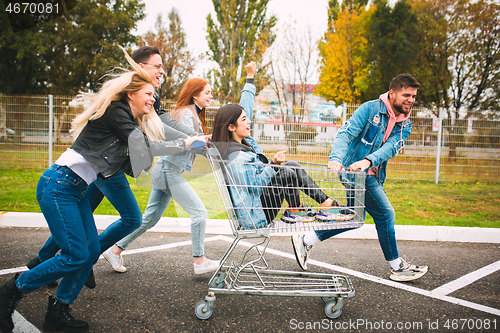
26,46,200,290
0,48,205,333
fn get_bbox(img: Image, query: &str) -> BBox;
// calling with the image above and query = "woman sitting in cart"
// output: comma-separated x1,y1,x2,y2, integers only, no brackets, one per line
211,67,355,229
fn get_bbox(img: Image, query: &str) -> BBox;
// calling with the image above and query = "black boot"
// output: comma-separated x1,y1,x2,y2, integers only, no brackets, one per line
84,269,96,289
43,296,89,332
26,257,59,288
0,274,24,333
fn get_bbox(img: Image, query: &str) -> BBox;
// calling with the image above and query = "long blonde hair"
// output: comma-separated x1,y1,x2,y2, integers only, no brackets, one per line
71,46,165,141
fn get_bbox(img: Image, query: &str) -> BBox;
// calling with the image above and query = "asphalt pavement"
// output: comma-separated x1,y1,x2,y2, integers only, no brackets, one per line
0,213,499,333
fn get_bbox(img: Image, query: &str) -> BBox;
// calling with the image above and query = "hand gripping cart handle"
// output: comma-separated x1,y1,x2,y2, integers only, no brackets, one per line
194,147,366,320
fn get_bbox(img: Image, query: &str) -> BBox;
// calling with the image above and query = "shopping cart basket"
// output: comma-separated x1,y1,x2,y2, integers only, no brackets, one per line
194,147,366,320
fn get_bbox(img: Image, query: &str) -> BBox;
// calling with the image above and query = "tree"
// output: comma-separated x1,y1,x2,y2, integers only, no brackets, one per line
0,0,145,95
0,0,144,145
448,0,500,113
446,0,500,160
316,2,374,104
410,0,500,113
411,0,500,160
138,9,198,101
267,22,320,153
0,10,55,94
409,0,453,110
206,0,277,103
268,22,320,110
364,0,420,99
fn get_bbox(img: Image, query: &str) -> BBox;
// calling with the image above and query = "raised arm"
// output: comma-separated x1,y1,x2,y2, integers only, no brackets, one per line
239,61,256,123
239,61,264,155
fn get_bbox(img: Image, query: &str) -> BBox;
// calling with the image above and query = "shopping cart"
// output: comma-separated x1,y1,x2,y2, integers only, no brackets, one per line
194,147,366,320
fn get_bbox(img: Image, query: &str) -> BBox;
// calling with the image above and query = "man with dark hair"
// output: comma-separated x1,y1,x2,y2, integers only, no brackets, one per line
292,74,428,282
132,46,163,89
131,45,197,137
131,45,160,63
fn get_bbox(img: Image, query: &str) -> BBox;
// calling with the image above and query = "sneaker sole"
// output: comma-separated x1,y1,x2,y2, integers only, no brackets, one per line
291,235,307,271
194,268,218,275
280,217,297,224
194,264,220,275
281,216,316,223
315,214,357,222
390,269,427,282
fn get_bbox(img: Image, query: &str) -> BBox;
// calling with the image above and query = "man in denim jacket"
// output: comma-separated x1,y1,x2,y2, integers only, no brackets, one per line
292,74,428,282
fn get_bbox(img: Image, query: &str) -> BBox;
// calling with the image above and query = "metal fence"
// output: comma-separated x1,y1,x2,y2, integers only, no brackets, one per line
1,93,499,183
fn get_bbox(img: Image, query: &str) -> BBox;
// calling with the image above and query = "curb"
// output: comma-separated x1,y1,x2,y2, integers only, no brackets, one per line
1,211,499,244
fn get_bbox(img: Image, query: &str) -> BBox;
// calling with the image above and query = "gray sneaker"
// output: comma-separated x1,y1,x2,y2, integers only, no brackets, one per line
390,258,428,281
281,206,316,224
291,234,312,271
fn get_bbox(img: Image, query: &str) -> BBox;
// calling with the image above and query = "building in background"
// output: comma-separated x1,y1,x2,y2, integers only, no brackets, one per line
254,83,343,144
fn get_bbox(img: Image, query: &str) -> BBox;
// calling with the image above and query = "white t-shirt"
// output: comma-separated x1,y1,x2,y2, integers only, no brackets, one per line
55,148,98,185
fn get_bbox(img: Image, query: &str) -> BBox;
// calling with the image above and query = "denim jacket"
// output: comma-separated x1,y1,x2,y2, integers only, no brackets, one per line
225,82,275,229
329,99,411,185
227,147,275,229
159,107,203,172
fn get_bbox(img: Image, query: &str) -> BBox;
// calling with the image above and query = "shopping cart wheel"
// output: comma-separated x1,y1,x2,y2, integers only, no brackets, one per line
324,298,343,319
321,296,336,303
195,300,214,320
209,272,226,289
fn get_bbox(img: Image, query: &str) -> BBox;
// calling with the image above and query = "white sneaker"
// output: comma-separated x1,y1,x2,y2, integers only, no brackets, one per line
102,248,127,273
390,258,428,281
193,258,220,275
291,234,312,271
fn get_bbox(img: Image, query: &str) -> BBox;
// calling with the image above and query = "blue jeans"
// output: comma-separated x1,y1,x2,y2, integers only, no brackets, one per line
117,160,207,257
16,165,100,304
37,170,142,265
315,175,399,261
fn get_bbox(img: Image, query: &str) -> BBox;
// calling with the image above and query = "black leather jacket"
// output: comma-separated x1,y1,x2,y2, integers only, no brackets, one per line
119,92,200,176
71,98,188,179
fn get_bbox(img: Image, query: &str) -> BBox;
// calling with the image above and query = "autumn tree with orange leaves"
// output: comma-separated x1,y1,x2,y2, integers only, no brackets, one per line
316,1,373,105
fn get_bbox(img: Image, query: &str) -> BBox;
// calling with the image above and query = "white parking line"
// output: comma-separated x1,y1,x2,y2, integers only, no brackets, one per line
0,267,28,276
218,236,500,317
431,260,500,297
12,311,40,333
2,238,209,333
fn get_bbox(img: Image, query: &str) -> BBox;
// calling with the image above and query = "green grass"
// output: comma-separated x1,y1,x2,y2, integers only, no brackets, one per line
382,181,500,228
0,167,227,220
1,168,499,228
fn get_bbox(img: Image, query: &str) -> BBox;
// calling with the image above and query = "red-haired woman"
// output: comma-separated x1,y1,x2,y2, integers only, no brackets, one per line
103,78,220,275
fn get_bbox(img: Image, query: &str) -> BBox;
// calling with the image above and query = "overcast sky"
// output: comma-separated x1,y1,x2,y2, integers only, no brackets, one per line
133,1,399,77
134,0,331,75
